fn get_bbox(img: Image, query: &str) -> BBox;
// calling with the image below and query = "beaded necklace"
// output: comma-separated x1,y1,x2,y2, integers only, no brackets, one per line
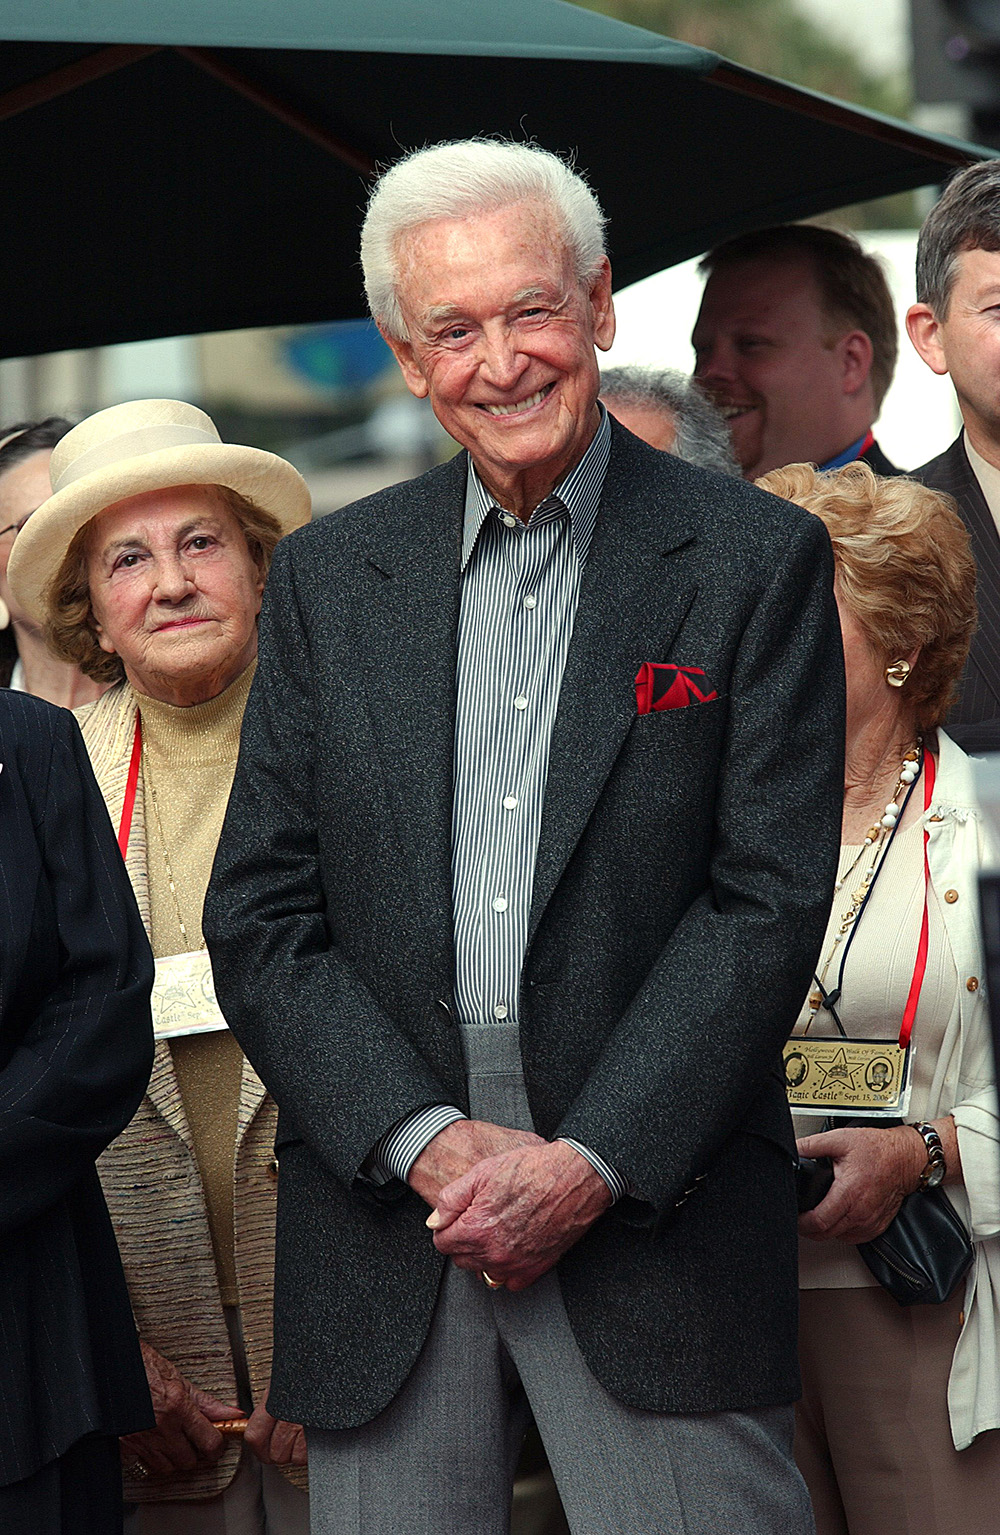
805,743,921,1035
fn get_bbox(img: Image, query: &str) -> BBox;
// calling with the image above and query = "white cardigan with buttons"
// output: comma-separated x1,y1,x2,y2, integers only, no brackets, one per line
921,730,1000,1449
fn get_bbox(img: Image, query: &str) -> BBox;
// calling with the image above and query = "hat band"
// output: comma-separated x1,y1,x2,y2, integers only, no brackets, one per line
53,424,221,493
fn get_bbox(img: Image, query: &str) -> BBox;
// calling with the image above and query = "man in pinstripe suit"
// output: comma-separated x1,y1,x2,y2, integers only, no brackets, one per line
908,160,1000,753
206,140,843,1534
0,691,154,1532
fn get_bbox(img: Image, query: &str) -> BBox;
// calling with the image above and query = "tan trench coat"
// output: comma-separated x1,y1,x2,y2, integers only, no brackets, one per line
79,681,307,1502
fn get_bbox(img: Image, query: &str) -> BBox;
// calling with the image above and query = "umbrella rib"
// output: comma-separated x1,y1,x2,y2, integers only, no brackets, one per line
0,44,161,124
174,47,376,180
708,63,977,169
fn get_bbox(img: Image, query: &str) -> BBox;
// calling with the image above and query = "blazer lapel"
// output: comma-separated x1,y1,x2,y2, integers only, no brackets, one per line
528,438,697,944
351,454,465,954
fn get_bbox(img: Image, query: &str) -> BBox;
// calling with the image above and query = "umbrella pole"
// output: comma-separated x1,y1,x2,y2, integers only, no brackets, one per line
175,48,376,180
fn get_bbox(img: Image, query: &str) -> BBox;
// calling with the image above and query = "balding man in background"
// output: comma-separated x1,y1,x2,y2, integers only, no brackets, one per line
693,225,900,478
599,366,739,475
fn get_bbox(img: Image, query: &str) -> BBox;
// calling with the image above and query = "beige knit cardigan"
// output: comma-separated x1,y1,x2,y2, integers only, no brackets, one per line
79,681,307,1502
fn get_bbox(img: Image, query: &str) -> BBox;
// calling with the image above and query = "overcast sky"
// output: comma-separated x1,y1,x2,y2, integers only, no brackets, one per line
794,0,908,77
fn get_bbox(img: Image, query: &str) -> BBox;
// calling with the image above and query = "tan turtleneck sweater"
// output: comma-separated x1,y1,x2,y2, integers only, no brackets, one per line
140,661,255,1306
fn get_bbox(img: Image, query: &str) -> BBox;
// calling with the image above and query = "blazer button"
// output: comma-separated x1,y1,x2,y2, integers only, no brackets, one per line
268,1156,279,1178
945,889,959,904
967,977,980,992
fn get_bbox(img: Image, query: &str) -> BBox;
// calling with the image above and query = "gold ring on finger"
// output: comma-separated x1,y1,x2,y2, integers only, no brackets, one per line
482,1270,504,1290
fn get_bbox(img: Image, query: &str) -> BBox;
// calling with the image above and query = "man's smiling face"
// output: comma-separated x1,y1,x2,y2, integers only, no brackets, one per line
383,199,615,514
692,254,850,477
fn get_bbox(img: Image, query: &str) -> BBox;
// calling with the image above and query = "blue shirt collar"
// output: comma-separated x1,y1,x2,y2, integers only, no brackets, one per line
461,404,612,571
820,431,873,472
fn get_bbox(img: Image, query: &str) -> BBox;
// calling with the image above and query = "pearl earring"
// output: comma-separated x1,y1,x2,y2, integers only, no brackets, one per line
885,659,910,688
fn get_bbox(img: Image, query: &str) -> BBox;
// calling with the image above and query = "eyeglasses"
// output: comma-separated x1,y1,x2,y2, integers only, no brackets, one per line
0,513,33,540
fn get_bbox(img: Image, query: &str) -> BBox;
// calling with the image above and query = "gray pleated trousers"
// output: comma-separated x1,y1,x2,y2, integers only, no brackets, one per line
309,1021,814,1535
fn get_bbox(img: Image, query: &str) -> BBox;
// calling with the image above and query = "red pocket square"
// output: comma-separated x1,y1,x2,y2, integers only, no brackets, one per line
635,663,718,714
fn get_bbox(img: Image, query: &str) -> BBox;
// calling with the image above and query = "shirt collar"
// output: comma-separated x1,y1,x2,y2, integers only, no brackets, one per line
964,430,1000,540
819,430,875,472
461,404,612,570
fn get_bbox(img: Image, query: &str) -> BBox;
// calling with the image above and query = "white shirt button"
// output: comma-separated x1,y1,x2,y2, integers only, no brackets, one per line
503,795,518,811
493,1002,509,1019
523,594,537,609
513,695,528,711
492,895,508,912
501,513,517,528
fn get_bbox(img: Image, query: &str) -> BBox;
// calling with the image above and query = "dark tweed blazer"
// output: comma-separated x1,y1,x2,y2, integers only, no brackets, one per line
205,422,844,1429
0,693,154,1486
914,434,1000,753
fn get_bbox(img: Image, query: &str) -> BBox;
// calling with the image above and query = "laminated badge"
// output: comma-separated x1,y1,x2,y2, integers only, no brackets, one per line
151,950,228,1040
782,1037,909,1116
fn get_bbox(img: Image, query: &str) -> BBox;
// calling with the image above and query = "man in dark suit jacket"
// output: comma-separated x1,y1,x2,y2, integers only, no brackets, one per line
907,159,1000,753
694,224,902,478
0,692,154,1533
205,141,843,1534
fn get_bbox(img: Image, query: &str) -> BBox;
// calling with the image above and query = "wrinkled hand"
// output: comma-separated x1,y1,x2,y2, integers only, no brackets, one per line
408,1119,544,1208
120,1340,241,1477
796,1125,927,1245
245,1400,307,1467
427,1140,612,1292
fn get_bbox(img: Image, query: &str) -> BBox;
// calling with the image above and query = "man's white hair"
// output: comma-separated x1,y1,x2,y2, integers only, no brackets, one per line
361,139,608,341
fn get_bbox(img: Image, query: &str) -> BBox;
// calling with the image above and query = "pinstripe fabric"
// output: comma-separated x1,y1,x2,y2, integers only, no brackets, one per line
372,411,625,1199
0,691,154,1488
77,682,307,1502
914,433,1000,753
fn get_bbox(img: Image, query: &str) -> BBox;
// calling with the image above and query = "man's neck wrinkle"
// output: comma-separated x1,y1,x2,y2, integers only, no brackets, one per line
472,406,602,522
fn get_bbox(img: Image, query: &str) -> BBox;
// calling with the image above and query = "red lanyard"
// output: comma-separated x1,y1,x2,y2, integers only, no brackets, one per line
117,715,142,859
898,747,936,1050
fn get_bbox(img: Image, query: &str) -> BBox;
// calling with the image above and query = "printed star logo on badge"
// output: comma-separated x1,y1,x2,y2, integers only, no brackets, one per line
814,1046,864,1092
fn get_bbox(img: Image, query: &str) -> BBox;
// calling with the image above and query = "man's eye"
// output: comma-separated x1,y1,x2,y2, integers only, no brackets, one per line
445,327,469,341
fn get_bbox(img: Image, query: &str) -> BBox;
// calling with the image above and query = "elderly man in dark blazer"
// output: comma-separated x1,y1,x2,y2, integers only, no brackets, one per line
0,691,154,1532
205,139,843,1535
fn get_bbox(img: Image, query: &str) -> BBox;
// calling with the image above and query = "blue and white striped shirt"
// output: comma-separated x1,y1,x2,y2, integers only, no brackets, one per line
372,408,626,1200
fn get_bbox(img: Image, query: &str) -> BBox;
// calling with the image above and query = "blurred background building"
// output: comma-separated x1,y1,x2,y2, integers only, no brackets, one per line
1,0,994,501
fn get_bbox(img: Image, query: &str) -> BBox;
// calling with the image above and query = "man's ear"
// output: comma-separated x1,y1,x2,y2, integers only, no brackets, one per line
906,304,950,377
589,257,616,353
837,329,874,397
379,325,430,400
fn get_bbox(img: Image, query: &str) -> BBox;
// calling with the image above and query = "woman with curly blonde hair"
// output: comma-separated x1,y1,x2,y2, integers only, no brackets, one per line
756,459,1000,1534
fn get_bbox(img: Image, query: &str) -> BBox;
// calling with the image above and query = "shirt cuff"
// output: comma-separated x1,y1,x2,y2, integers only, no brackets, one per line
557,1137,629,1202
366,1104,468,1185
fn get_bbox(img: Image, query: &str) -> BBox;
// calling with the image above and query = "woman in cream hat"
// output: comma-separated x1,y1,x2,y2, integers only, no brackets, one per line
8,399,312,1534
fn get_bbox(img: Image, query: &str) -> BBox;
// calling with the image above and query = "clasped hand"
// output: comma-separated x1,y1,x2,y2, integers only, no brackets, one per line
409,1120,612,1292
121,1342,306,1477
796,1124,929,1245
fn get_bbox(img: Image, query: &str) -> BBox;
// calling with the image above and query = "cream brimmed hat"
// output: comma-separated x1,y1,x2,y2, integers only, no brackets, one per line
7,398,312,625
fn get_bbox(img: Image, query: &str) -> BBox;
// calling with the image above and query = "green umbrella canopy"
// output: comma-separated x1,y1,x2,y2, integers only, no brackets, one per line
0,0,991,358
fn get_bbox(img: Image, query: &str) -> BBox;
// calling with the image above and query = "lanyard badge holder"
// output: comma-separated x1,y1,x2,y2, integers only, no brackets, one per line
118,716,230,1042
784,750,935,1119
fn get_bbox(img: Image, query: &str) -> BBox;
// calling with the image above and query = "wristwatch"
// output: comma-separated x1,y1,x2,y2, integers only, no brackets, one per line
910,1121,946,1191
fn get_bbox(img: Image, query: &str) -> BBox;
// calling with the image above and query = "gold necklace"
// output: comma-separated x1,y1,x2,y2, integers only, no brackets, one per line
146,769,190,949
805,744,920,1028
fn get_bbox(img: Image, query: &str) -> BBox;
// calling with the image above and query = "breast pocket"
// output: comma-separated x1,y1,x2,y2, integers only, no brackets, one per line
630,693,728,735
